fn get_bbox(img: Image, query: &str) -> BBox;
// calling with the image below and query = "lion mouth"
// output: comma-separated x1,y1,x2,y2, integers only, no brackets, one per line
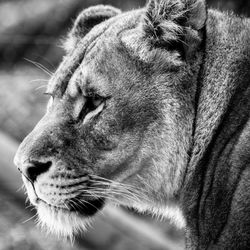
66,197,105,216
37,197,105,217
23,177,105,217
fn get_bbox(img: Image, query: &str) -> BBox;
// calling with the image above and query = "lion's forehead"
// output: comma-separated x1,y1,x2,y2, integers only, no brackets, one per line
47,10,143,98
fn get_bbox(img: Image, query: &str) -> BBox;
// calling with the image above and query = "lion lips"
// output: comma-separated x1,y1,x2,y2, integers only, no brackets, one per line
66,196,105,216
33,190,105,217
36,196,105,216
23,175,105,218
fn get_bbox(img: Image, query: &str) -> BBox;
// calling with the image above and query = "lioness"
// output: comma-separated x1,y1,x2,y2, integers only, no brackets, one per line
14,0,250,249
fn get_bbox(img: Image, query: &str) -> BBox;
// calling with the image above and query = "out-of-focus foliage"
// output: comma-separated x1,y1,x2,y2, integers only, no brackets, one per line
0,0,249,250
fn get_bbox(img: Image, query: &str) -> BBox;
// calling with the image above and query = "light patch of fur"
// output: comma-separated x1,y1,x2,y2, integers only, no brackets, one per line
133,202,186,229
36,203,91,239
63,36,75,54
46,97,53,113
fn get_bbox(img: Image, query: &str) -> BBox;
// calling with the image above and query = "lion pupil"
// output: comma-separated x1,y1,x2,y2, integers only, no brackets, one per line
77,95,102,121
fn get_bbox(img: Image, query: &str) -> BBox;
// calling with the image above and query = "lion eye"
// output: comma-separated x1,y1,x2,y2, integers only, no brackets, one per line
91,95,103,109
77,94,105,123
86,94,104,111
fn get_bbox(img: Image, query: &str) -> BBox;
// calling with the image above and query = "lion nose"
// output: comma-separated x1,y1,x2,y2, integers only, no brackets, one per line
21,161,52,183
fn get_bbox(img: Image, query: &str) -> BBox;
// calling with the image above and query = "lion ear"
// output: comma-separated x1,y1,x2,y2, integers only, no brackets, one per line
64,5,121,52
143,0,207,57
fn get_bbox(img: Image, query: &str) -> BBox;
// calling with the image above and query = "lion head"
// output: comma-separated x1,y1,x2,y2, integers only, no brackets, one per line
14,0,206,237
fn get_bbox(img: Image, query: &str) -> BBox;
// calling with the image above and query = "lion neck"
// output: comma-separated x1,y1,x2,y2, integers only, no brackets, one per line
181,9,250,249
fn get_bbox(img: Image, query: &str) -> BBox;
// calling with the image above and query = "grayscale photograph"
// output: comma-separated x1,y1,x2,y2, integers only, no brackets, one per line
0,0,249,249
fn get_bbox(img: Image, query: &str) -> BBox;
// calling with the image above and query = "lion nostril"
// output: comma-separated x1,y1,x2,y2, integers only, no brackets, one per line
24,161,52,183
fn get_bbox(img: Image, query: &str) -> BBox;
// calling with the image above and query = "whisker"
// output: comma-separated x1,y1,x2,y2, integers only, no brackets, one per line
87,187,137,200
88,180,146,202
37,56,56,70
80,192,124,204
29,79,49,84
90,175,136,189
67,199,79,211
63,201,70,210
25,197,30,205
90,177,147,200
35,85,48,91
24,58,53,76
16,184,25,193
93,176,149,193
136,174,153,190
22,213,38,224
75,197,100,212
25,204,34,209
79,185,145,204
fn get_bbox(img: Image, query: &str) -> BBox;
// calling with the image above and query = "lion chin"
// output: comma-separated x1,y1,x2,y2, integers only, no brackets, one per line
36,202,92,238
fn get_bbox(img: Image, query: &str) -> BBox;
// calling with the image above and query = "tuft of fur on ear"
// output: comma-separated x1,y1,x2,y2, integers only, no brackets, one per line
64,5,121,52
143,0,206,56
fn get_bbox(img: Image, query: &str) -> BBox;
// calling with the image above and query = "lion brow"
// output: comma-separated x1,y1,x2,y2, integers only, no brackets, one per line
46,49,85,98
47,22,113,99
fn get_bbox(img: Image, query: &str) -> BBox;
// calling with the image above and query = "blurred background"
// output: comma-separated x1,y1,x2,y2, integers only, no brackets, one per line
0,0,249,250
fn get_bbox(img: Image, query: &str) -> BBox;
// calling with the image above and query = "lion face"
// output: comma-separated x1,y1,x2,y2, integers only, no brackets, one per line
14,1,205,237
